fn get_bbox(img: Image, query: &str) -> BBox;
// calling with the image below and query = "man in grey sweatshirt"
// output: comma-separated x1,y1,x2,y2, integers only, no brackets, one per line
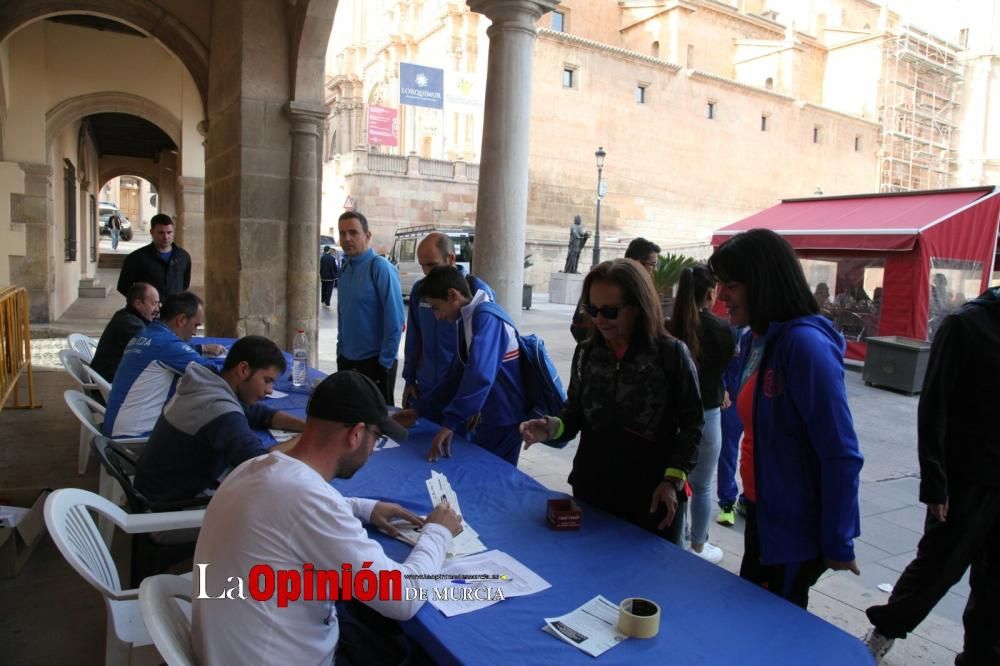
135,335,305,502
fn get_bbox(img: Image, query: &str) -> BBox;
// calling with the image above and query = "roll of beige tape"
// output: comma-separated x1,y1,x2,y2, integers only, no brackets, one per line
617,597,661,639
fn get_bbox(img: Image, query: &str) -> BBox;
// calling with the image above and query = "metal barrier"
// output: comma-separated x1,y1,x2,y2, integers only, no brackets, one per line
0,286,39,411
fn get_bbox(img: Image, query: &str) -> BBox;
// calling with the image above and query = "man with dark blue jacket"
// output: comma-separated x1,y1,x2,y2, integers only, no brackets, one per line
320,245,338,307
402,232,494,409
135,335,305,502
865,287,1000,664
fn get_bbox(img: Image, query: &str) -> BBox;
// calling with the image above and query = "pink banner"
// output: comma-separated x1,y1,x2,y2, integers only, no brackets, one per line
367,105,398,147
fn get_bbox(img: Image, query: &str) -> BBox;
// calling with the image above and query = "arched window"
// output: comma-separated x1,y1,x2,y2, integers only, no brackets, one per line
651,41,660,58
765,77,774,90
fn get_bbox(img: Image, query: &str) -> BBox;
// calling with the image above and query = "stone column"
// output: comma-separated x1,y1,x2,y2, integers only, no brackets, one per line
285,101,328,351
466,0,559,322
9,162,52,322
176,175,205,294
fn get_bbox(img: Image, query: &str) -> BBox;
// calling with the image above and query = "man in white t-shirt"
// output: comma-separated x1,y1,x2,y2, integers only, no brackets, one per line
192,371,462,665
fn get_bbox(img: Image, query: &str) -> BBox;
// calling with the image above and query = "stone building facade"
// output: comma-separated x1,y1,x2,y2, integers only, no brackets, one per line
324,0,1000,290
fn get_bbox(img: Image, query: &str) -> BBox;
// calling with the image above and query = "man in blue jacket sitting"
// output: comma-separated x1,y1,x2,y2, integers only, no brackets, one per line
402,232,494,409
103,292,223,438
403,265,527,465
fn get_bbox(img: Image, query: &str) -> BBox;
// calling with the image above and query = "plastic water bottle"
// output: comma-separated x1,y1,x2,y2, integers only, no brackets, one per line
292,329,309,387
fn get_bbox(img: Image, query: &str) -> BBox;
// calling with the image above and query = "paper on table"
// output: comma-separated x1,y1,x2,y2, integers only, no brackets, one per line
428,549,552,617
423,471,486,557
268,429,298,443
543,595,629,657
266,389,289,399
381,516,483,558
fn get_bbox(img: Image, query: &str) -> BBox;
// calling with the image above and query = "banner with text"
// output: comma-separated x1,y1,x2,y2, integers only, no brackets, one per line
367,105,399,146
399,63,444,109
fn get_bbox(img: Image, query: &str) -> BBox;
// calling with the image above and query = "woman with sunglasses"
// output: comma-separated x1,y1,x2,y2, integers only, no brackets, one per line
667,264,735,563
708,228,863,608
521,259,703,544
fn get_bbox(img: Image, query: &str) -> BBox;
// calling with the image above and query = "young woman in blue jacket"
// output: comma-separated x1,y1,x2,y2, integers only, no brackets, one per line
708,229,864,609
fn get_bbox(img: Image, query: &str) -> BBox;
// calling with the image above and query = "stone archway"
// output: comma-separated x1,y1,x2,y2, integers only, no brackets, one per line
46,92,182,151
0,2,208,112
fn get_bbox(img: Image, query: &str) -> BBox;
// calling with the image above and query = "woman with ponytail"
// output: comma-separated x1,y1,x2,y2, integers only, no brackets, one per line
668,264,735,563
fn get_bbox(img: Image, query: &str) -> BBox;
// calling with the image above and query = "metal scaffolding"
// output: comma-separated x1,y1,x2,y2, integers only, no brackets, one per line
878,26,962,192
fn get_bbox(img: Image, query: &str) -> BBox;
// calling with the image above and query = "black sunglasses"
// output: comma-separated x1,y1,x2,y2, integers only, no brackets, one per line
583,303,628,320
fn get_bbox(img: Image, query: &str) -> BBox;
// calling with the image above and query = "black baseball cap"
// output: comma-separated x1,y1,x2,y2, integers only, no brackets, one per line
306,371,408,442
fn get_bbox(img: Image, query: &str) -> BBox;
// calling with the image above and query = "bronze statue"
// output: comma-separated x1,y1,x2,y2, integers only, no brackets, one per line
564,215,590,274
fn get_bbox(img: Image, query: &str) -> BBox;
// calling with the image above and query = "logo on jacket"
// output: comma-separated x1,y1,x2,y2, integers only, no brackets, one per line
763,367,783,398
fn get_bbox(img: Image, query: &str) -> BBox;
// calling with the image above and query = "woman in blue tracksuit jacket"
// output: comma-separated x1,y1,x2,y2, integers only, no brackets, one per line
709,228,864,609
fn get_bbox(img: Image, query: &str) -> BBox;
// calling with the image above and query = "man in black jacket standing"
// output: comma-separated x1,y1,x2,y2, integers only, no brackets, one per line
864,286,1000,665
117,213,191,299
91,282,160,381
320,245,338,307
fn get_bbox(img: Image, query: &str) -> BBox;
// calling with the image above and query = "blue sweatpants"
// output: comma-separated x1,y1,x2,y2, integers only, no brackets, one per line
717,403,743,507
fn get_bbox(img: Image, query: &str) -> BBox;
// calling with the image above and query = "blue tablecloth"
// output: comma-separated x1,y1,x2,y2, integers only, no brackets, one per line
334,420,873,665
194,337,871,664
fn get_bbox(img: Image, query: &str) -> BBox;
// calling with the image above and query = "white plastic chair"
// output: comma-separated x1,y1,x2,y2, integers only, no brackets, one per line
85,365,113,402
139,575,196,666
64,390,147,544
44,489,204,666
68,333,98,363
59,348,98,395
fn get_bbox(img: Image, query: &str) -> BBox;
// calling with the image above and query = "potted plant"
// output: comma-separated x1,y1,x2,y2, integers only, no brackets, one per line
522,254,534,310
653,252,697,316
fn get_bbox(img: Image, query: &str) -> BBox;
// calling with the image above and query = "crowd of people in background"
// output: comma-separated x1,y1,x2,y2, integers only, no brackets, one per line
81,209,995,665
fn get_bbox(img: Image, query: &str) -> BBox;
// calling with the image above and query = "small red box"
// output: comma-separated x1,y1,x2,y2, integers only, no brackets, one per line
546,498,582,530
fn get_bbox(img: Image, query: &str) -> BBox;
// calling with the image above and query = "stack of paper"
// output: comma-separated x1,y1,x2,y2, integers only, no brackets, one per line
543,595,629,657
424,471,486,558
428,549,552,617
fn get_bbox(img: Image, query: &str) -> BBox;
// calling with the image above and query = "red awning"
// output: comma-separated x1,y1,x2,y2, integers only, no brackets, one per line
712,188,994,251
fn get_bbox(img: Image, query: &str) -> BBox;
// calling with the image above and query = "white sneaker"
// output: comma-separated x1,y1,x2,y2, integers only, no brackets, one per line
863,628,895,664
693,542,723,564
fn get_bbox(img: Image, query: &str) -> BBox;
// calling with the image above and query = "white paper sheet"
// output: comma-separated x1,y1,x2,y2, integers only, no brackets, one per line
543,595,629,657
266,389,288,399
268,428,297,443
428,549,552,617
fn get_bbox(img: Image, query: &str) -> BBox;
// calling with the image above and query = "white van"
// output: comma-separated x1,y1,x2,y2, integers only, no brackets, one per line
389,224,475,298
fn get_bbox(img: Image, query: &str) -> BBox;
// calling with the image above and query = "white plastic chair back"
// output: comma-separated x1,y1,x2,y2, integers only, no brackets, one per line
68,333,98,363
59,348,97,392
44,489,154,666
139,575,196,666
85,365,113,402
64,388,105,440
44,488,126,594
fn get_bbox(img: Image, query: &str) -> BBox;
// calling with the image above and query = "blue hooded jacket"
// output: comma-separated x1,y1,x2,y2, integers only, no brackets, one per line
416,290,526,433
402,270,494,400
741,315,863,565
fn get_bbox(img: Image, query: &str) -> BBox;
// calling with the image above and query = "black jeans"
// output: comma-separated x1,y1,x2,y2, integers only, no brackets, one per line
321,280,335,306
866,483,1000,665
338,355,398,406
739,501,827,609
